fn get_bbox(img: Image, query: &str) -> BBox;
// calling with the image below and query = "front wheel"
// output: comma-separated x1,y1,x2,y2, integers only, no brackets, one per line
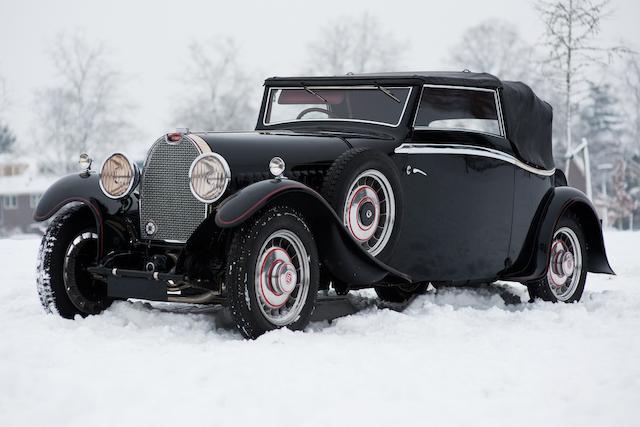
225,206,319,339
36,206,112,318
525,213,587,303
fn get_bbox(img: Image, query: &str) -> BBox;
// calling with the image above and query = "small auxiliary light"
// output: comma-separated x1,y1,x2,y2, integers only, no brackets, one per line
79,153,92,172
269,157,286,178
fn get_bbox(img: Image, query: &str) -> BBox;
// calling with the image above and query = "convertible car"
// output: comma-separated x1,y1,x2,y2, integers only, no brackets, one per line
34,71,614,338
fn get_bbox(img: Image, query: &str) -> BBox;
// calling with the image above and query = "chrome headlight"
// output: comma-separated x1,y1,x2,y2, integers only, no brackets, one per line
99,152,139,199
189,153,231,203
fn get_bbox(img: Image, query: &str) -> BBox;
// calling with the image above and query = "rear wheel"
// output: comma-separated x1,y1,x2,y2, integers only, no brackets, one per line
37,206,112,318
526,214,587,303
225,206,319,339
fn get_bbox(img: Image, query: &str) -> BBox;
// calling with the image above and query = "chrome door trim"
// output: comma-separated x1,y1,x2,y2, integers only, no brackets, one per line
395,143,555,177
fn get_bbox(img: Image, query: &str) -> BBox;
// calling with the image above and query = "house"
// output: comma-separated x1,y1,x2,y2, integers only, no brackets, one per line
0,155,57,235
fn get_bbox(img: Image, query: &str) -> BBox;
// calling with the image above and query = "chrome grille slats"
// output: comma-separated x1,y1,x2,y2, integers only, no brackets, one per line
140,136,206,242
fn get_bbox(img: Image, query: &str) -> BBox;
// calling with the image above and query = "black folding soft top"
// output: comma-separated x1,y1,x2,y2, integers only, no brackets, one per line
500,81,554,170
265,71,502,89
264,71,554,170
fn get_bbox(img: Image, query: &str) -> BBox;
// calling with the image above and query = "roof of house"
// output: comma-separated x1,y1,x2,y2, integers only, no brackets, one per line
0,155,56,196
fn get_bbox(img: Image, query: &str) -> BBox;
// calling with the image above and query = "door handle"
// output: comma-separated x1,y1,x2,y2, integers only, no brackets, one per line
405,165,428,177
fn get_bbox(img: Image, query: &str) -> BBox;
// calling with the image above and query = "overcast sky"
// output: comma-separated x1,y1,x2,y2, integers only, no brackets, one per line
1,0,638,148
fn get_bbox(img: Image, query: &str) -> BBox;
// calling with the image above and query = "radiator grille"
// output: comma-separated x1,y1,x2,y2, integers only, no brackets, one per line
139,137,206,242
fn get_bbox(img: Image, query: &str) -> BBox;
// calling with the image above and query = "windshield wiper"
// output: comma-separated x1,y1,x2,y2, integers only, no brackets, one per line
303,86,328,103
375,84,401,103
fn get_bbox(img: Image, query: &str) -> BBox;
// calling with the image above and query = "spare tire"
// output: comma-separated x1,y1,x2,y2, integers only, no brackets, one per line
321,148,403,262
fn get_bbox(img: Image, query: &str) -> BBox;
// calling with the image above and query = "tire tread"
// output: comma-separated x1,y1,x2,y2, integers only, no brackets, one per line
36,205,107,318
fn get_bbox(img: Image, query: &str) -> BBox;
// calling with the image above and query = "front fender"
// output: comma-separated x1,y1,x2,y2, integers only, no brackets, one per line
34,172,122,222
504,186,614,281
215,179,411,285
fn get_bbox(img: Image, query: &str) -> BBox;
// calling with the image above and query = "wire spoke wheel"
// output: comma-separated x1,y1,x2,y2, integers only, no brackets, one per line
342,169,396,256
226,206,319,339
254,229,311,326
546,227,583,302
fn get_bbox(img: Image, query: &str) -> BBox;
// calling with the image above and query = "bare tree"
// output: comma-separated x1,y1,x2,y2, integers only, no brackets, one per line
0,123,16,154
34,32,133,174
0,71,17,154
450,19,537,81
448,19,574,147
174,38,257,131
306,13,405,75
536,0,630,165
0,72,7,114
610,159,637,228
625,55,640,146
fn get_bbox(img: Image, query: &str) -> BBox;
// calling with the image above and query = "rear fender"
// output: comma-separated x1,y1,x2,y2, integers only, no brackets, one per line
34,172,128,256
505,186,614,281
213,179,411,285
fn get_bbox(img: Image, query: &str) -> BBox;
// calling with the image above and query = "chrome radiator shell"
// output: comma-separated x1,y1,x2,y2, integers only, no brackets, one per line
139,135,211,242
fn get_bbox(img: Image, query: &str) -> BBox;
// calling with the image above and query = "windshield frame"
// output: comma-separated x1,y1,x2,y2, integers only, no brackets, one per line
262,86,414,128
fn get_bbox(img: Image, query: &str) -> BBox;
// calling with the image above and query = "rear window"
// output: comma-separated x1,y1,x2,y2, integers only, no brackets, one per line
414,87,502,136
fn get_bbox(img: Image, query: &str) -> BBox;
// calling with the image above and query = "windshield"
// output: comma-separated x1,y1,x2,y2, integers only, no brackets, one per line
263,86,412,127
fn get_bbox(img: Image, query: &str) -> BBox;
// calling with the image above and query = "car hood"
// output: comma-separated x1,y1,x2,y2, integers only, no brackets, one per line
193,130,398,192
192,131,352,191
195,131,351,171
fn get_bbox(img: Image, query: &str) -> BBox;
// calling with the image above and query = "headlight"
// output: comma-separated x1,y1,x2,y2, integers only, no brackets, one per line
189,153,231,203
99,153,139,199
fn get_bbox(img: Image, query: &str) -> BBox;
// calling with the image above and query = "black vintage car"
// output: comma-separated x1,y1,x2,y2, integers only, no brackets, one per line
34,71,614,338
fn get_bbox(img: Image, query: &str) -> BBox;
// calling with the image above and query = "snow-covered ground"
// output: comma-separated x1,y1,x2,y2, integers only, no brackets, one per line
0,233,638,427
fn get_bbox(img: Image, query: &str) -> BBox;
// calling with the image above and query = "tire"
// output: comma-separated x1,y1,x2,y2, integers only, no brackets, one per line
225,205,319,339
37,205,112,318
525,213,587,303
321,148,403,262
375,283,428,303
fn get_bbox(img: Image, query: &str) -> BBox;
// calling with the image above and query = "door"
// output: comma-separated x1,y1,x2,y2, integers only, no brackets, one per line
389,85,515,282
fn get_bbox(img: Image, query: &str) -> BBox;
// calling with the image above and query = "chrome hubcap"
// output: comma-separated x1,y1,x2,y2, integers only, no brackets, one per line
345,185,380,242
343,170,395,256
255,230,310,326
547,227,582,301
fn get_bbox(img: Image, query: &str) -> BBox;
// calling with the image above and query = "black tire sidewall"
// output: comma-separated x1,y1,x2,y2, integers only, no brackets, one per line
226,206,319,338
322,149,404,263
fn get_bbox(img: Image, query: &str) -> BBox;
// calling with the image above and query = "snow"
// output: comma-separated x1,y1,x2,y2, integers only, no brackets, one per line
1,233,639,426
